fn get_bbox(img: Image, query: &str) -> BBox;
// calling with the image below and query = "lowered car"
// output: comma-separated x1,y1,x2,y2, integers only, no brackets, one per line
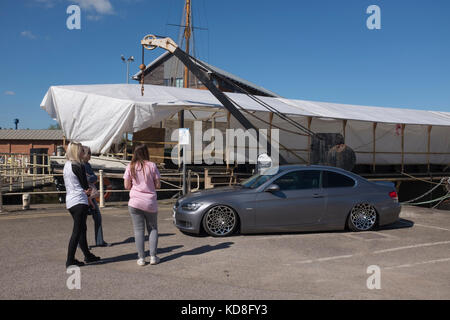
173,165,401,237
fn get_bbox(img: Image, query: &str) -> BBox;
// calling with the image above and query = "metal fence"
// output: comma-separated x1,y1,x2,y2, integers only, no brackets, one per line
0,168,202,212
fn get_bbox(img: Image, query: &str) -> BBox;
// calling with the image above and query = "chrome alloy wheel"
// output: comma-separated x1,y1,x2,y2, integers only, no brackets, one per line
350,203,377,231
204,205,237,237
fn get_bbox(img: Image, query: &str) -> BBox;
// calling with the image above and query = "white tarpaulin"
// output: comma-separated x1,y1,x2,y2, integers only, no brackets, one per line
41,84,450,164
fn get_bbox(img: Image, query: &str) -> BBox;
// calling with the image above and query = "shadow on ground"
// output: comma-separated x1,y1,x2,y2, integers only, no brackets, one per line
89,233,176,248
237,218,414,237
87,242,233,266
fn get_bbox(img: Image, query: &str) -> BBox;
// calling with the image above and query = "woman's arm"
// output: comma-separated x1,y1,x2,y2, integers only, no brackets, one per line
72,163,89,190
84,162,98,184
153,163,161,189
124,178,132,190
154,178,161,190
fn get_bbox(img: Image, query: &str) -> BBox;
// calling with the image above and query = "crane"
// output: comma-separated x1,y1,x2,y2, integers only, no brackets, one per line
139,34,289,165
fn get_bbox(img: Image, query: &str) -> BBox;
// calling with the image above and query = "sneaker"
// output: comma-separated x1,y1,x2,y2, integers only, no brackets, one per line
137,258,146,266
66,259,85,268
150,256,160,265
84,254,101,264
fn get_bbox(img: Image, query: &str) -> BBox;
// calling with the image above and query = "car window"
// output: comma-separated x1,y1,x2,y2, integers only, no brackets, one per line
274,170,321,191
322,170,355,188
241,173,275,189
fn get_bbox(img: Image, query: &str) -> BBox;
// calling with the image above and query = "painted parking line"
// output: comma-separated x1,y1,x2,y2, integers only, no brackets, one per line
414,224,450,232
286,241,450,266
384,257,450,270
293,254,355,265
373,241,450,254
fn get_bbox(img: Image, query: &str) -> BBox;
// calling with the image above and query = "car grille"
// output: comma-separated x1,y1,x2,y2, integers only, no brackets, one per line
177,220,192,228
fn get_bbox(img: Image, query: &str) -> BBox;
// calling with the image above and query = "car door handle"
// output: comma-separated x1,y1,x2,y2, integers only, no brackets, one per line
313,194,324,198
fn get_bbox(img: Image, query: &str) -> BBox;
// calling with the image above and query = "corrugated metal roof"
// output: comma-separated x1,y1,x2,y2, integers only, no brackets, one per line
0,129,64,140
132,51,280,97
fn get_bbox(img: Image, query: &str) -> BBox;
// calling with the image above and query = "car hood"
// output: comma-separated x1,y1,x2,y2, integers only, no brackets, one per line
178,185,253,202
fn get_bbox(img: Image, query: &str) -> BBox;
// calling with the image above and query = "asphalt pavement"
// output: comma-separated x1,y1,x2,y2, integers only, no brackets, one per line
0,201,449,299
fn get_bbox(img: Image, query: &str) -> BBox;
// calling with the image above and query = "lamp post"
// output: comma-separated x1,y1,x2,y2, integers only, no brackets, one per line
121,55,135,84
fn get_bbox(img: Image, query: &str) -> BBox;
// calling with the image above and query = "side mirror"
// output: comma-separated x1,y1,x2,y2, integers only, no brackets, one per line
265,184,280,193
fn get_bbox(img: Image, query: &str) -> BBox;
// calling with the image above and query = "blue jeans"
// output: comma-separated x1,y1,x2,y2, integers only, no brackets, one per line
89,199,105,245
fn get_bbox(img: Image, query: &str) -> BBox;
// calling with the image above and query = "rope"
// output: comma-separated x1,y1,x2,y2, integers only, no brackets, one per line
403,193,450,206
401,177,450,205
400,171,441,185
432,193,450,209
186,53,318,138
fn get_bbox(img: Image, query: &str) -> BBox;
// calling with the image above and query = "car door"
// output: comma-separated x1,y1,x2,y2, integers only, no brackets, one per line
321,170,357,226
253,170,326,228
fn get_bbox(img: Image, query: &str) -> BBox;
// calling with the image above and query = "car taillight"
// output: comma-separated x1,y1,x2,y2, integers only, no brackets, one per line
389,191,398,202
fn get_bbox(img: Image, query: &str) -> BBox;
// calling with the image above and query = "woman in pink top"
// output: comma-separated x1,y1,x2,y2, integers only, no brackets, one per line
123,145,161,266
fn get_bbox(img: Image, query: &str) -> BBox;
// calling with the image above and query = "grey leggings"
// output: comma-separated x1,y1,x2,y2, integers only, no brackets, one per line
128,207,158,258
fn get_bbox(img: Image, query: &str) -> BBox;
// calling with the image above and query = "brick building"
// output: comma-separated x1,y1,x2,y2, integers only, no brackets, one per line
0,130,65,155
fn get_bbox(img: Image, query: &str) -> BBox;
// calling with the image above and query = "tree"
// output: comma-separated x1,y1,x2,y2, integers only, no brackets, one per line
48,123,61,130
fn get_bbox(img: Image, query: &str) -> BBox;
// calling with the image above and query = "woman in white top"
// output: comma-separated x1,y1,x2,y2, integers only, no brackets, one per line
64,142,100,268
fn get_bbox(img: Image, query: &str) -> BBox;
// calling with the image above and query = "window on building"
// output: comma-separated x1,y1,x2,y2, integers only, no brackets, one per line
175,78,184,88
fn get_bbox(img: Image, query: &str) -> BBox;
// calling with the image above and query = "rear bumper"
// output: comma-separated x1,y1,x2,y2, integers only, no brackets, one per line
378,203,402,226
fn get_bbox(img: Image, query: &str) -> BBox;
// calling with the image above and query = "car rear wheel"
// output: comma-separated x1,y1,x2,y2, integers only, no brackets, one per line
202,205,237,237
348,203,378,231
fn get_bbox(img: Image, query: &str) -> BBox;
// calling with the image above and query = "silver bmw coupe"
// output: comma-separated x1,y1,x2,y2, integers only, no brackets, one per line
173,165,401,237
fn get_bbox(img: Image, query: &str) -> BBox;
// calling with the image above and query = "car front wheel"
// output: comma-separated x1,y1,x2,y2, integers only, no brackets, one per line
202,205,237,237
348,203,378,231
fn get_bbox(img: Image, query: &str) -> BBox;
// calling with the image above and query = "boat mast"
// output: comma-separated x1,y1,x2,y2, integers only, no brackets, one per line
183,0,191,89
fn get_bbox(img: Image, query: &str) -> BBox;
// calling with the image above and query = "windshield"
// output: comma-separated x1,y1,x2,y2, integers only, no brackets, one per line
240,173,275,189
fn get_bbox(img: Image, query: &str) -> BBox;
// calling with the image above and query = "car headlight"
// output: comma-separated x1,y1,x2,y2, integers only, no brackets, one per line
181,202,202,211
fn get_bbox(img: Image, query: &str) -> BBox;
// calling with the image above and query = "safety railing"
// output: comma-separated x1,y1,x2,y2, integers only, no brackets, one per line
0,169,203,212
0,153,53,192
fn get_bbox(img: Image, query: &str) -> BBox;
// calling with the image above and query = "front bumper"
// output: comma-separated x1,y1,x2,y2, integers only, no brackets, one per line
172,205,204,234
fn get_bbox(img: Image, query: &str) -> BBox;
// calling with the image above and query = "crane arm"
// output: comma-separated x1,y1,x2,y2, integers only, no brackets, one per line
140,35,288,165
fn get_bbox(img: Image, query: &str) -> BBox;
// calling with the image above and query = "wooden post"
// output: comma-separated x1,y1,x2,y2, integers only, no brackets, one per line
372,122,377,172
0,168,3,213
33,154,37,187
401,124,406,172
178,111,184,169
268,112,274,141
187,169,192,193
427,125,432,173
343,120,347,140
204,168,212,189
226,111,231,170
99,170,105,208
21,158,24,189
307,117,313,165
123,132,128,160
9,155,13,192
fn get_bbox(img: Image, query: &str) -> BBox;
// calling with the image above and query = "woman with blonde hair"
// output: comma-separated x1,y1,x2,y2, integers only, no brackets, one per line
123,144,161,266
64,142,101,268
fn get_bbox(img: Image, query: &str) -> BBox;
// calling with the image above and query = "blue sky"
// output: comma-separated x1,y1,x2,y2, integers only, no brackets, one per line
1,0,449,129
